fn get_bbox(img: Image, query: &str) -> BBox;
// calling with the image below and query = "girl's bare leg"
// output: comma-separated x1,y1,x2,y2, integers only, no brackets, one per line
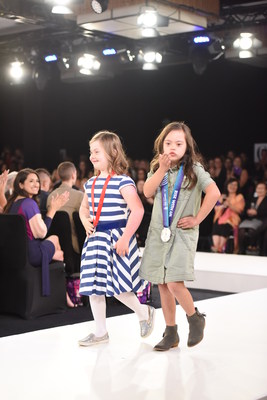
158,283,177,325
167,282,195,316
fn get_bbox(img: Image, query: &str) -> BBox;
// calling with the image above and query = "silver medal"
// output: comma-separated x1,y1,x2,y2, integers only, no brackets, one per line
161,227,171,243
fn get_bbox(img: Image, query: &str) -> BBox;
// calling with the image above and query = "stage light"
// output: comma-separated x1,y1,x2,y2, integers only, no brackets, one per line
91,0,108,14
142,63,158,71
138,10,158,28
141,51,162,70
234,33,253,50
9,61,24,80
102,48,117,56
239,50,253,59
51,0,73,14
77,54,101,74
141,28,158,38
45,54,58,62
143,52,162,64
193,36,210,44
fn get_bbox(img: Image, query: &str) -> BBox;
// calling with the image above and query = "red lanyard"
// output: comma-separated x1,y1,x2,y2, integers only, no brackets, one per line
91,173,113,228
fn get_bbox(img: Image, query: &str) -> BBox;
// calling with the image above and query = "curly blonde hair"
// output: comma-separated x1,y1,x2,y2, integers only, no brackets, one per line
150,121,204,189
89,130,128,175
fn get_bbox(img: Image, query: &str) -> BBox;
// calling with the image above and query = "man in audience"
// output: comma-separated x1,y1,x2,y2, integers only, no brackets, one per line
36,168,52,217
47,162,84,254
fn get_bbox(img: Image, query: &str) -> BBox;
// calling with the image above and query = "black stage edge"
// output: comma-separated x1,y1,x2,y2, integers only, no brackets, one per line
0,287,232,338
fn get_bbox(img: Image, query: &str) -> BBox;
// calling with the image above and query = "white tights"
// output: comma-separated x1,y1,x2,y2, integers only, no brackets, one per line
89,292,149,337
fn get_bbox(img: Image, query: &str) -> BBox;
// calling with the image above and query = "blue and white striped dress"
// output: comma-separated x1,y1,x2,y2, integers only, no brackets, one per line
79,175,143,297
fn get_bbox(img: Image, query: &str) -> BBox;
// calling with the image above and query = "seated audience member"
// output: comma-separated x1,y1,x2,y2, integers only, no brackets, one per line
75,157,91,190
207,158,216,178
232,156,250,198
136,179,154,247
5,171,18,199
3,168,74,306
254,148,267,183
35,168,52,217
238,182,267,254
224,157,233,184
51,168,60,188
213,156,227,193
0,169,8,212
47,161,84,254
212,177,245,253
136,168,147,182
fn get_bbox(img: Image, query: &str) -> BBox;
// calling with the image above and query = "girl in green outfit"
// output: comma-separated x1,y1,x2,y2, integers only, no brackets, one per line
139,122,220,351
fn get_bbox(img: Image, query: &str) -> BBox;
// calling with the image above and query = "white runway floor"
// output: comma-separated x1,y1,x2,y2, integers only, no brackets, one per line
1,288,267,400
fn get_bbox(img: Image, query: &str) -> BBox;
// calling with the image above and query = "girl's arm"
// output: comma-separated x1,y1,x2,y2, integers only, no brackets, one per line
114,185,144,257
177,182,221,229
79,192,94,237
143,154,171,198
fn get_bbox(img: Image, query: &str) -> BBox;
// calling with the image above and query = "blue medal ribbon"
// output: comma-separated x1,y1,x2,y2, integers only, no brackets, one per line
161,163,184,228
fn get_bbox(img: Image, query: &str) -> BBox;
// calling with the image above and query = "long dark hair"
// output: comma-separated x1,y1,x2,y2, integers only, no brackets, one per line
150,121,205,189
4,168,40,214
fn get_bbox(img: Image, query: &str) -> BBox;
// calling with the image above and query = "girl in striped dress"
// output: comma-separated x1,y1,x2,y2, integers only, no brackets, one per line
78,131,155,346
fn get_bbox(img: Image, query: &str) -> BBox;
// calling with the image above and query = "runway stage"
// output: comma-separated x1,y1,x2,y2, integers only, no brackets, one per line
1,287,267,400
0,289,267,400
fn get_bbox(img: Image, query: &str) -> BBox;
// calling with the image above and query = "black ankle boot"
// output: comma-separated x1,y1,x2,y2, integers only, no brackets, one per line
154,325,179,351
187,308,206,347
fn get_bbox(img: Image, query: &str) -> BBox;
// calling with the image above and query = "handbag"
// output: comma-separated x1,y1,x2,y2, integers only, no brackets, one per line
66,275,83,306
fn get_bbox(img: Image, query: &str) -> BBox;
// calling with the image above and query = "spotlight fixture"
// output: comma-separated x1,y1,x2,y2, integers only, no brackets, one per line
91,0,108,14
51,0,73,14
137,7,168,37
44,54,58,62
77,53,101,75
141,28,158,38
102,48,117,56
193,36,210,44
233,33,253,50
9,61,24,81
233,33,255,59
139,51,162,70
137,10,158,28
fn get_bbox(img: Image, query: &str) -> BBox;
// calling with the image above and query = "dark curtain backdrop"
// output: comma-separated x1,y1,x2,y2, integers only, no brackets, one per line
0,58,266,171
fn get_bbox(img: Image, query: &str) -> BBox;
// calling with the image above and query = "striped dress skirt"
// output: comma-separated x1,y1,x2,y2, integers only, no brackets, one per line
79,225,144,297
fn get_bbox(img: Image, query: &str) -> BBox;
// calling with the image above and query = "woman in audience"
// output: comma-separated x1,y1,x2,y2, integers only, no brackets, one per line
238,182,267,254
232,156,250,198
212,177,245,253
3,168,75,306
224,157,233,184
76,158,91,190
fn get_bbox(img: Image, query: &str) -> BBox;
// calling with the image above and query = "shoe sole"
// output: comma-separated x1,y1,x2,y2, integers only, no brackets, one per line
78,339,109,347
153,342,179,351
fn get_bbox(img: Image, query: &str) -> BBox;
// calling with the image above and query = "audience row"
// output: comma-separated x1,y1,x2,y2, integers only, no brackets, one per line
1,145,267,256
